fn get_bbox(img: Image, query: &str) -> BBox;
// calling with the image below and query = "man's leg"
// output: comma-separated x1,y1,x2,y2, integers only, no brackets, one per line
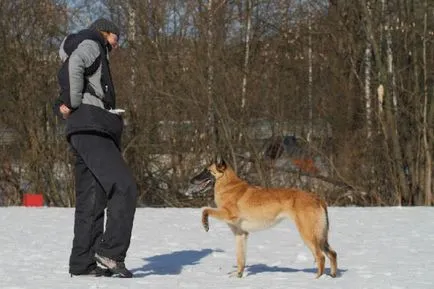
69,152,107,275
70,134,137,265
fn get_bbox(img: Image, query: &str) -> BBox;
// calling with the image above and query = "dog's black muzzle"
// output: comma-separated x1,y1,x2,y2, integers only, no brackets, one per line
185,168,215,196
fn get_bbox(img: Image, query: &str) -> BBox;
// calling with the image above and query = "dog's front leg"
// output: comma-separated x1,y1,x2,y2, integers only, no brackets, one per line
234,233,248,278
228,224,249,278
202,207,237,232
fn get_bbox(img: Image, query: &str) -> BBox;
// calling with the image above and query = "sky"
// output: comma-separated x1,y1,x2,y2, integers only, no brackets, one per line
0,206,433,289
65,0,108,32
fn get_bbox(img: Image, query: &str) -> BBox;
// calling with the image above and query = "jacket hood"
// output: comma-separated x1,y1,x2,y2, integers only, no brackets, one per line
59,29,107,62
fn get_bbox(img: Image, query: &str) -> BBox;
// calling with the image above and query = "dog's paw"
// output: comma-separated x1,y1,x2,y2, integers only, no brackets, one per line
203,222,209,232
202,218,209,232
228,271,243,278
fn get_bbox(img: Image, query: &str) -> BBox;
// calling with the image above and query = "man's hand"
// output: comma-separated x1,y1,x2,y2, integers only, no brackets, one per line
59,104,71,119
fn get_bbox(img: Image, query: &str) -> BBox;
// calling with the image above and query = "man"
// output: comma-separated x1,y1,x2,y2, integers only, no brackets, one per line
55,18,137,278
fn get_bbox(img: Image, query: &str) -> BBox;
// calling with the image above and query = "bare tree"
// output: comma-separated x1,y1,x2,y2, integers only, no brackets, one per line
1,0,432,207
422,0,432,205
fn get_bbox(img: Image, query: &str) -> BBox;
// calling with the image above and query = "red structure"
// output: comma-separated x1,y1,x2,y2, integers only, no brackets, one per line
23,193,44,207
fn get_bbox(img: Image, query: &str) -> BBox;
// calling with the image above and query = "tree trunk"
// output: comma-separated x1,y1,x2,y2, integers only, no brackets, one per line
422,0,432,205
383,0,410,204
307,4,313,142
206,0,217,152
365,43,372,139
241,0,251,111
362,0,410,205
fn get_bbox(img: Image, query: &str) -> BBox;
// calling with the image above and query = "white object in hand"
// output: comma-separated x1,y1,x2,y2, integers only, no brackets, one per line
109,108,126,114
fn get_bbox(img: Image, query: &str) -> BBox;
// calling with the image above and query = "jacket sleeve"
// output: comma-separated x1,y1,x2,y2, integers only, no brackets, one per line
67,40,101,108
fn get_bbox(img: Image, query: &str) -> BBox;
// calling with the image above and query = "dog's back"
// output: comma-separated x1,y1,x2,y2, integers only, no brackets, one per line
214,166,327,226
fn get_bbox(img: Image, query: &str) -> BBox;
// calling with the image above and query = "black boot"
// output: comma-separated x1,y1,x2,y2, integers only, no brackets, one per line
95,253,133,278
70,265,113,277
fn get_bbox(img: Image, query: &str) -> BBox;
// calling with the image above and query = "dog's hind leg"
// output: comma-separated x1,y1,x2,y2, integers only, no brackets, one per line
299,235,325,278
228,224,249,278
295,219,325,278
322,241,337,277
318,204,338,277
309,241,326,278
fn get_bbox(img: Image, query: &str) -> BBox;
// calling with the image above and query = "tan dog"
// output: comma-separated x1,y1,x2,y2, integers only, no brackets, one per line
187,157,337,278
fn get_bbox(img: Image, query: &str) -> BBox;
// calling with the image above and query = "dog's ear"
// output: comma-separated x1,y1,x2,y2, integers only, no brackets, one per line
215,154,226,172
215,154,222,165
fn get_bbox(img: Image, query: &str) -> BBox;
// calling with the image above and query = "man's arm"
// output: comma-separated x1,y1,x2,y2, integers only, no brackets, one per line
67,40,101,109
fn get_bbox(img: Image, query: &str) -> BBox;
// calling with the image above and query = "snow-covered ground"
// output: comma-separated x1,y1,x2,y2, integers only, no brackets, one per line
0,207,433,289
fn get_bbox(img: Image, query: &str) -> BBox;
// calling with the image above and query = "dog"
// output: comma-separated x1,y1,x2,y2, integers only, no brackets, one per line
187,157,337,278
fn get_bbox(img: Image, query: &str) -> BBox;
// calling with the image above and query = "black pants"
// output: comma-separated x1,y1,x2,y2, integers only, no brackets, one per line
68,133,137,275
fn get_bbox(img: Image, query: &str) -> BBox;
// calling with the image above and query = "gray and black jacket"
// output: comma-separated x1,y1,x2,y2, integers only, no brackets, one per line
55,29,123,147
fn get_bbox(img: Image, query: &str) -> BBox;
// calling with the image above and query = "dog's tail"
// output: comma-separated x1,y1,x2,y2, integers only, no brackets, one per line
317,200,329,241
320,205,332,253
324,204,330,232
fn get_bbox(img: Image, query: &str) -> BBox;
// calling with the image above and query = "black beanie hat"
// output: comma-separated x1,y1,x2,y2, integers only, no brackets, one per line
89,18,120,38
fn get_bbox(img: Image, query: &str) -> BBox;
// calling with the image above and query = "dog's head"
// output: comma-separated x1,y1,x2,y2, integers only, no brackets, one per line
185,156,227,196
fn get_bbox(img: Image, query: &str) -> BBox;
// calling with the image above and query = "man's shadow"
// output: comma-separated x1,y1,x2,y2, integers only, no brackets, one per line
245,263,347,278
131,248,221,277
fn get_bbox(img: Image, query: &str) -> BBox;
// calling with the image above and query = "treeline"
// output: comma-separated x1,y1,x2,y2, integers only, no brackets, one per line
0,0,432,207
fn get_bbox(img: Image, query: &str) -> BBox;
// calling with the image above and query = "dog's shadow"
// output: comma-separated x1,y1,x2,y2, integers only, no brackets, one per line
245,264,348,278
131,248,221,277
